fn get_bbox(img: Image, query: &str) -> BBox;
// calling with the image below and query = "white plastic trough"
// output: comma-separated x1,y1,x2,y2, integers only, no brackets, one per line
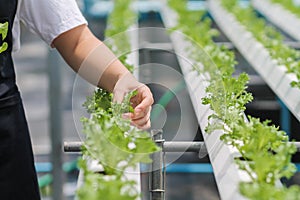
160,2,250,199
252,0,300,42
209,0,300,124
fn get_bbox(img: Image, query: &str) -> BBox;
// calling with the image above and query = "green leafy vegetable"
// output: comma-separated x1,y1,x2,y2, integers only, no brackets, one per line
168,0,300,199
271,0,300,20
77,1,159,199
0,22,8,53
223,0,300,89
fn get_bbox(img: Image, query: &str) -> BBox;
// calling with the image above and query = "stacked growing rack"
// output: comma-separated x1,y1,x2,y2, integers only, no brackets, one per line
161,0,300,199
209,0,300,122
64,0,300,199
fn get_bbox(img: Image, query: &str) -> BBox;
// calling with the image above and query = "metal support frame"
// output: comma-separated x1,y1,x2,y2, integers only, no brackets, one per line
64,141,300,153
64,141,206,153
64,137,207,200
64,139,300,200
278,98,291,137
150,130,165,200
48,49,64,200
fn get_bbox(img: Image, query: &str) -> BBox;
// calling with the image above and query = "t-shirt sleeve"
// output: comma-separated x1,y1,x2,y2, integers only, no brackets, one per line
18,0,88,46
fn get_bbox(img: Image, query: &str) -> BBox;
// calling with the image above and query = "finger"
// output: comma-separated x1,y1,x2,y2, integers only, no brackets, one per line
136,120,151,130
131,118,151,130
132,106,151,120
122,113,133,120
132,111,151,126
135,95,153,111
134,86,154,111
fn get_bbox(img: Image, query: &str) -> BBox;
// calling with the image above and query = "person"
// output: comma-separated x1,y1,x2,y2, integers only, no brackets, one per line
0,0,153,199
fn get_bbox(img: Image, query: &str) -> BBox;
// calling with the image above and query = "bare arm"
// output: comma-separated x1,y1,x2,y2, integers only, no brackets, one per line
52,24,129,92
52,24,153,129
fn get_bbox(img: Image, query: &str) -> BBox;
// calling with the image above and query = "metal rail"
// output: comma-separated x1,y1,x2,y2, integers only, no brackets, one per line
64,138,300,200
64,135,206,200
64,141,206,153
64,141,300,153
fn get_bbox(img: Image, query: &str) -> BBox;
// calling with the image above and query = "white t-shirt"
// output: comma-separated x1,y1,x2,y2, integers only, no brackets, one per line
13,0,87,51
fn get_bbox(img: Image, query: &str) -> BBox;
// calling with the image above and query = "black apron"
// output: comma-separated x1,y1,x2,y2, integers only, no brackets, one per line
0,0,40,199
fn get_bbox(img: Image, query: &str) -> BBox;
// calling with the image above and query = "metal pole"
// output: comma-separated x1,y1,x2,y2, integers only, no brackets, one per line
64,141,300,153
278,99,291,137
150,130,165,200
295,142,300,152
64,141,83,152
48,49,64,200
64,141,207,153
163,141,206,152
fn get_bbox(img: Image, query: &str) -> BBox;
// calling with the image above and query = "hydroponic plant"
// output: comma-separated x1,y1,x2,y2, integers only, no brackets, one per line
168,0,300,199
271,0,300,19
76,0,159,199
222,0,300,89
0,22,8,53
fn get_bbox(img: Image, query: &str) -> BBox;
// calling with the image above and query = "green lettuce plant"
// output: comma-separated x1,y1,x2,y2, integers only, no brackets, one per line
271,0,300,19
168,0,300,199
77,1,159,199
0,22,8,53
223,0,300,89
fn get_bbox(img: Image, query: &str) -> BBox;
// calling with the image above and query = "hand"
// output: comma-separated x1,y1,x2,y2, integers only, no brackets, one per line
113,72,154,130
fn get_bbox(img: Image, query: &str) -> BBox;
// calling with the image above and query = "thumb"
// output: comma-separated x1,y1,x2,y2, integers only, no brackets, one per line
112,72,142,103
112,90,125,103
